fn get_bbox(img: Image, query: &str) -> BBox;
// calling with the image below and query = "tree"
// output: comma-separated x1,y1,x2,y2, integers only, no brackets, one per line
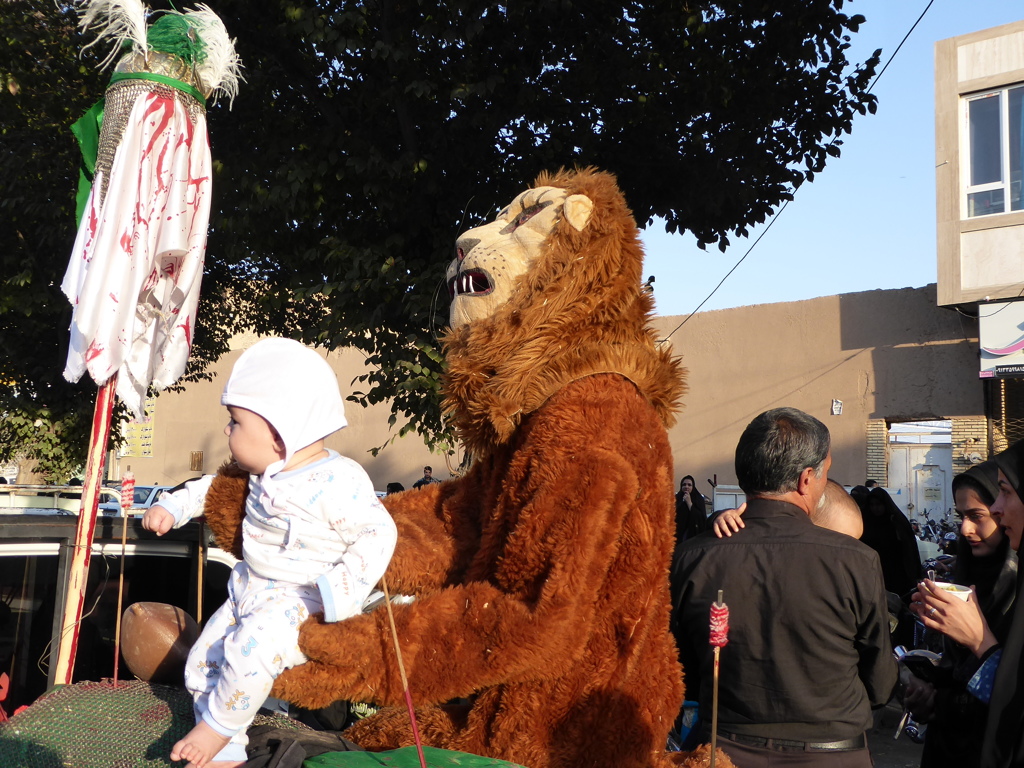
1,3,105,480
1,0,879,467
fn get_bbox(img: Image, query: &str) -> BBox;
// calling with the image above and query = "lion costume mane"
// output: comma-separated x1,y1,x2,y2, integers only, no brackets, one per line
203,169,703,768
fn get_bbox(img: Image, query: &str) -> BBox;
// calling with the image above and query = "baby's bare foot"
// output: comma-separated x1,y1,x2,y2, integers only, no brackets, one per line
170,720,233,767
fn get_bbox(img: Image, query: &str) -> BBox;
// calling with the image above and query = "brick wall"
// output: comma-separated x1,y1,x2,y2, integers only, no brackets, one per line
951,416,990,475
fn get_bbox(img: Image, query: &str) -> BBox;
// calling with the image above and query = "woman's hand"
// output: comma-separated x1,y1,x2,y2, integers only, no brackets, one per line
910,579,998,657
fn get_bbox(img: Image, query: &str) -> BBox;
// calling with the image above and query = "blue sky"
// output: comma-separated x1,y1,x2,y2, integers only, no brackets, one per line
641,0,1023,319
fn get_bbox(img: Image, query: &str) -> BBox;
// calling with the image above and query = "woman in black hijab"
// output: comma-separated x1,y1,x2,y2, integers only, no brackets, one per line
674,475,707,548
913,441,1024,768
858,485,922,599
906,461,1017,768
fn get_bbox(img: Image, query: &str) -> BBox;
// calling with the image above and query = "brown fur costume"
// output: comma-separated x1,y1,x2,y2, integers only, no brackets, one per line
203,169,715,767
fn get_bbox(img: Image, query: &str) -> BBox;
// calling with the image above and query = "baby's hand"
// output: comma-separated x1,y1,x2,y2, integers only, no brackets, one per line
142,505,174,536
712,504,746,538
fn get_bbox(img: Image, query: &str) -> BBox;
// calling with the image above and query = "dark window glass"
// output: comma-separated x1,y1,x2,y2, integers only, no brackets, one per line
1010,87,1023,211
969,188,1005,217
0,552,230,713
970,93,1002,187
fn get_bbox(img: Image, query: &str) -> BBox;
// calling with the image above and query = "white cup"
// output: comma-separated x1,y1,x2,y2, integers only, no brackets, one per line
935,583,972,601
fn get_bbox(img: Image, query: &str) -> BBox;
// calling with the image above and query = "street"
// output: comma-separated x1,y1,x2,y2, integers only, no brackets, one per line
869,702,924,768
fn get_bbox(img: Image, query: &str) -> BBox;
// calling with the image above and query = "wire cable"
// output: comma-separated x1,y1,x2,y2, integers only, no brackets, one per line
664,0,937,340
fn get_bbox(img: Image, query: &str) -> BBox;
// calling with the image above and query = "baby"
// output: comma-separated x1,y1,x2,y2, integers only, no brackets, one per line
143,338,397,768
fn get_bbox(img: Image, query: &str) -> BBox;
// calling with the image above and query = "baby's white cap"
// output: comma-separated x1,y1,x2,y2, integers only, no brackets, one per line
221,338,347,475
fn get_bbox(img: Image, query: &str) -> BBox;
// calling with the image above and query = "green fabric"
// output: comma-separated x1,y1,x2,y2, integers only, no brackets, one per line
146,14,206,65
305,746,528,768
70,98,104,226
108,71,206,106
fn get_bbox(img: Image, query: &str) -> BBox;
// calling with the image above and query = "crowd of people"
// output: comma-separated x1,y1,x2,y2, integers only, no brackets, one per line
670,407,1024,768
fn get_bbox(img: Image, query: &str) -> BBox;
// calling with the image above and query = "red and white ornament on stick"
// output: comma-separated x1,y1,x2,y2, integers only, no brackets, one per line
709,590,730,768
119,467,135,511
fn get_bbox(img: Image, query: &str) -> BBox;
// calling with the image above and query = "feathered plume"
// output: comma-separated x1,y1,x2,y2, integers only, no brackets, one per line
76,0,150,70
185,4,244,107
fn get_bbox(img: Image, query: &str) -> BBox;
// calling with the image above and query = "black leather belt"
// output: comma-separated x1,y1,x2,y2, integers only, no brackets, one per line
718,730,868,752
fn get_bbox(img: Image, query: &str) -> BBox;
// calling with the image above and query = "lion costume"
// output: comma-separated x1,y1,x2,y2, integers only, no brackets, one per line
204,168,705,768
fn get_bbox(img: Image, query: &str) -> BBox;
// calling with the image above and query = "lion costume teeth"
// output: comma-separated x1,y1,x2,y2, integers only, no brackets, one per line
447,269,493,299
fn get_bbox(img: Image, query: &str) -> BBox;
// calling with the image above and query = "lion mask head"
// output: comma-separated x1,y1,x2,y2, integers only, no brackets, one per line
440,168,685,454
447,186,594,328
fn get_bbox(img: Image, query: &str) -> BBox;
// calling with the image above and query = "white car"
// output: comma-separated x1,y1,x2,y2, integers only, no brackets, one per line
98,485,173,513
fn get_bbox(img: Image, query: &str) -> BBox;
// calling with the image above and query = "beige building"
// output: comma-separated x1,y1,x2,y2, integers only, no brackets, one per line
110,332,449,492
935,19,1024,307
118,284,983,522
656,284,982,513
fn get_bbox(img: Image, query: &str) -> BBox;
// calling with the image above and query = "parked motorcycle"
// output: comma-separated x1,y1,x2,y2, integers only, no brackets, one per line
893,646,946,745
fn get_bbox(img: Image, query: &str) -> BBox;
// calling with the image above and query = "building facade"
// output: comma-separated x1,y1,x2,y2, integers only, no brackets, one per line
935,20,1024,453
105,284,982,524
655,284,982,520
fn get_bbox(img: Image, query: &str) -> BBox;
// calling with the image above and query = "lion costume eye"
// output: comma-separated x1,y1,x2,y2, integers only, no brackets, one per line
515,204,544,226
500,202,550,235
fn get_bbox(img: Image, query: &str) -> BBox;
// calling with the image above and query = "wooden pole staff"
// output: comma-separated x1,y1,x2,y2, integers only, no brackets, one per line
709,590,730,768
53,376,118,687
196,520,205,625
112,466,134,687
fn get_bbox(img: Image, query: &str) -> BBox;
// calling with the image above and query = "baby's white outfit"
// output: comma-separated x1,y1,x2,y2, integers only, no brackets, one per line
159,338,397,763
162,452,396,761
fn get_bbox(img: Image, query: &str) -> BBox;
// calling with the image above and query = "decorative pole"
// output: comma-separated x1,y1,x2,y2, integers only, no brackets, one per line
112,466,134,687
709,590,730,768
52,377,118,685
381,576,427,768
53,0,240,686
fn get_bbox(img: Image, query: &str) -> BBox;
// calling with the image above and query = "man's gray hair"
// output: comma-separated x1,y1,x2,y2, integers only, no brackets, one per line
735,407,830,495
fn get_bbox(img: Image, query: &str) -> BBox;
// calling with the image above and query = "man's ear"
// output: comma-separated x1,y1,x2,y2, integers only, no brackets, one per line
796,466,817,496
272,428,286,454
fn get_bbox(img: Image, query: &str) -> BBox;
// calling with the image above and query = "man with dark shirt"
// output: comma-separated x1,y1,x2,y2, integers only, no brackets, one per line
412,466,440,489
670,407,897,767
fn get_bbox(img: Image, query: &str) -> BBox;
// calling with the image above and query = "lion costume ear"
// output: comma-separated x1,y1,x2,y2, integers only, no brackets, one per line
562,194,594,232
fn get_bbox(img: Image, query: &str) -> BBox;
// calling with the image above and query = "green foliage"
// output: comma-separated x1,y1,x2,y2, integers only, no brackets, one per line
0,406,90,483
0,2,106,476
0,0,879,460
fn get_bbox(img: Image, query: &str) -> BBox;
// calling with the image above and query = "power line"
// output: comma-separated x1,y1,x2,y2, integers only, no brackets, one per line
659,200,790,341
663,0,937,341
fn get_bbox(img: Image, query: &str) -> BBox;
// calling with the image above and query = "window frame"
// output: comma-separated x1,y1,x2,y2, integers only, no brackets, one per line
963,82,1024,218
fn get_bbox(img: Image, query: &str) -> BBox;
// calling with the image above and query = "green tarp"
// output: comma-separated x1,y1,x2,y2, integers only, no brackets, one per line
307,745,527,768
